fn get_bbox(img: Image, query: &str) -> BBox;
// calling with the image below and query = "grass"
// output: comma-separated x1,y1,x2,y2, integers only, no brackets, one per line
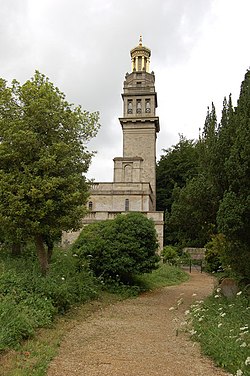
0,261,188,375
0,246,100,352
135,262,189,290
188,288,250,376
0,293,121,376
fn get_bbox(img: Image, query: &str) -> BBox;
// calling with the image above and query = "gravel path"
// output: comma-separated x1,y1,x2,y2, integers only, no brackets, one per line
47,271,231,376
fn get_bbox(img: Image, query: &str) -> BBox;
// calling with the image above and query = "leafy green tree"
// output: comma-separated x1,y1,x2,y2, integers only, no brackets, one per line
71,212,160,284
156,135,198,213
166,174,217,247
217,70,250,280
214,95,235,195
0,71,99,274
205,233,227,273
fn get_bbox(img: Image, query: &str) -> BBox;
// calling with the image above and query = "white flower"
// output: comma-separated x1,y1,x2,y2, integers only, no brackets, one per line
214,294,220,298
240,325,248,331
192,293,197,296
218,323,223,328
185,310,190,316
169,307,175,311
240,342,247,347
198,317,203,322
190,329,197,336
61,277,65,281
216,287,221,293
220,312,226,317
245,357,250,366
236,369,243,376
236,291,242,296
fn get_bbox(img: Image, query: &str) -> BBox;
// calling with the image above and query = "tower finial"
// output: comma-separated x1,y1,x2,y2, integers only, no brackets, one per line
139,35,142,46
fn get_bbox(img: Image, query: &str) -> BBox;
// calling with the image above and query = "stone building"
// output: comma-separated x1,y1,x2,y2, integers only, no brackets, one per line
63,37,164,248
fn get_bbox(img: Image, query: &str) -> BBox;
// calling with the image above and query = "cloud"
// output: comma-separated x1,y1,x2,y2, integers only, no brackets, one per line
1,0,249,181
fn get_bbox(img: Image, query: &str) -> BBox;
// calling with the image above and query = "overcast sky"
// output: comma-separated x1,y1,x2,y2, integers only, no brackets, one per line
1,0,250,181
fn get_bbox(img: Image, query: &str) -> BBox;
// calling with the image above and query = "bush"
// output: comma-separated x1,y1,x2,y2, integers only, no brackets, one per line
205,233,227,273
0,247,100,350
72,212,160,284
161,245,178,265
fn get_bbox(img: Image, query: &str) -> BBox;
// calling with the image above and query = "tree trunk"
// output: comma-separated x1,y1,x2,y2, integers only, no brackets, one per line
35,235,49,275
11,242,21,256
47,241,54,264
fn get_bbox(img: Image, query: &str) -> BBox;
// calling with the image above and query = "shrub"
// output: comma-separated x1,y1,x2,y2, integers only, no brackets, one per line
0,247,100,350
161,245,178,265
205,233,227,273
72,212,160,284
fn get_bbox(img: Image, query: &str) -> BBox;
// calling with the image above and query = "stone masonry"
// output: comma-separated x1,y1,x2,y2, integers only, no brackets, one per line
62,37,164,249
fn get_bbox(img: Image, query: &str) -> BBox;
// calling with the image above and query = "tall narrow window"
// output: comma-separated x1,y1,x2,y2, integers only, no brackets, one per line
125,199,129,212
136,99,142,114
88,201,93,211
127,100,132,114
145,99,151,113
124,164,132,182
138,56,142,71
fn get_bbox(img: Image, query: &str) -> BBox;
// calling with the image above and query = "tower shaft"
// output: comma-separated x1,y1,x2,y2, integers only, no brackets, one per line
119,38,160,209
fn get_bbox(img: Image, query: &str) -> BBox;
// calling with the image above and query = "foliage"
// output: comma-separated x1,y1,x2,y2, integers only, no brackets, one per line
166,174,217,247
134,263,189,291
71,212,160,284
161,245,179,265
205,233,228,273
217,70,250,281
156,134,198,213
0,71,99,273
0,264,188,376
188,289,250,376
0,247,99,351
158,69,250,283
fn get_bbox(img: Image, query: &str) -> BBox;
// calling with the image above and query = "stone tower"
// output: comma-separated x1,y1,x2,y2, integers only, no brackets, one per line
62,37,164,248
115,36,160,210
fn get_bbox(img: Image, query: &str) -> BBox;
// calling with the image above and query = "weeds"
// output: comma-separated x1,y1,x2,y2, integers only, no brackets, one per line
188,289,250,376
0,247,100,351
0,259,188,376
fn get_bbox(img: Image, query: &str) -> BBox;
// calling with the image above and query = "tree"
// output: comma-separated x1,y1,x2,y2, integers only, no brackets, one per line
0,71,100,274
71,212,160,283
217,70,250,280
166,174,218,247
162,109,219,247
156,135,198,213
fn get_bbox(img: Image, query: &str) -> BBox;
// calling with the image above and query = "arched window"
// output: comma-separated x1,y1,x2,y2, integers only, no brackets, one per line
127,100,133,114
124,164,132,182
145,99,151,113
125,199,129,212
136,99,142,113
88,201,93,211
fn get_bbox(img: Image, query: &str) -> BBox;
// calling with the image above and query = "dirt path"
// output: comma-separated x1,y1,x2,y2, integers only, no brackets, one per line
47,271,231,376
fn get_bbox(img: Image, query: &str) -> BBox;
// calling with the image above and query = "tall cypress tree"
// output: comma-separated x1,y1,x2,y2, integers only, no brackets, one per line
213,95,235,196
217,70,250,279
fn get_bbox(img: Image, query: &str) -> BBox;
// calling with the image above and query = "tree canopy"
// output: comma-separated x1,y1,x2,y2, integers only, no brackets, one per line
0,71,100,273
157,69,250,280
71,212,160,283
156,134,198,213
